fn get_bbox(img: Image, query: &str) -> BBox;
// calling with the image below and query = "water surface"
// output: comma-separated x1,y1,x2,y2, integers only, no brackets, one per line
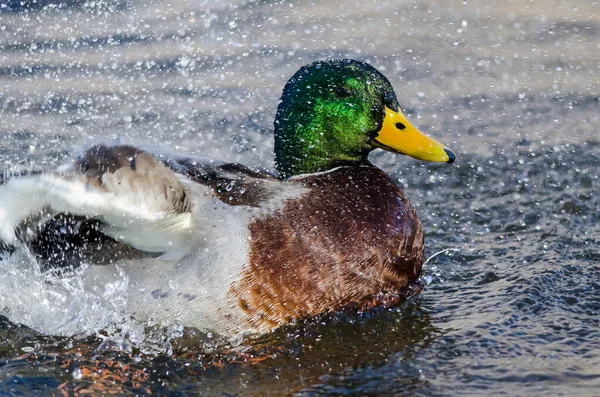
0,0,599,395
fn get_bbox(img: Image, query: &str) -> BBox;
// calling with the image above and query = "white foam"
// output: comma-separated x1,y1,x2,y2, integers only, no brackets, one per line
0,249,129,336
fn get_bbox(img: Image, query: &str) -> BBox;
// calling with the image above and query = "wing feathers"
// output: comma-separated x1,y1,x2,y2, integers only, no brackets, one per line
0,144,300,270
0,145,195,265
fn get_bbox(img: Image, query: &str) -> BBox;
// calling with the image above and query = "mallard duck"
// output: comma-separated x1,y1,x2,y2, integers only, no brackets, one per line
0,59,454,336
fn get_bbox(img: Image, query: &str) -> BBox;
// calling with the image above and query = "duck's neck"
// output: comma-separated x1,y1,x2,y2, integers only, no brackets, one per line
274,114,370,179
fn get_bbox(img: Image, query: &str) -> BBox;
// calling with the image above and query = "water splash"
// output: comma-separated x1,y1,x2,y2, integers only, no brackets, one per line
420,247,461,285
424,247,461,266
0,246,129,336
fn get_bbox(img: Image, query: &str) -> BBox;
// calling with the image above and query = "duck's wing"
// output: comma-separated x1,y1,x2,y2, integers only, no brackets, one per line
164,156,280,208
0,145,287,270
0,145,196,268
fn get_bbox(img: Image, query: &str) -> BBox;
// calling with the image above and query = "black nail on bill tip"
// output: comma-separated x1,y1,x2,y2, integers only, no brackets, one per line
444,148,456,164
395,122,406,130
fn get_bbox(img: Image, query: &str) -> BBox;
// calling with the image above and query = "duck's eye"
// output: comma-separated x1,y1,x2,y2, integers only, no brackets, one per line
334,87,352,99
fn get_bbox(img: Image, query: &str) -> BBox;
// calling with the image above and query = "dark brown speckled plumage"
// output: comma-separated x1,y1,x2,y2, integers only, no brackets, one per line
228,166,424,331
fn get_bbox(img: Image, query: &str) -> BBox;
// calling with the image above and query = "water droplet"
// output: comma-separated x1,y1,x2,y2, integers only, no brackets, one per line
72,368,83,380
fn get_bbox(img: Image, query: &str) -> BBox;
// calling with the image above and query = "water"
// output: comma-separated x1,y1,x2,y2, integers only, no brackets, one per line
0,0,599,395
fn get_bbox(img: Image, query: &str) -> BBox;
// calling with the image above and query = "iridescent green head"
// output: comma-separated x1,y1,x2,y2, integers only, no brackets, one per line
274,59,455,179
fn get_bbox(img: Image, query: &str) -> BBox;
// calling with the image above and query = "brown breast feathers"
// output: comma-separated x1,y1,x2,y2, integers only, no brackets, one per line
229,166,424,332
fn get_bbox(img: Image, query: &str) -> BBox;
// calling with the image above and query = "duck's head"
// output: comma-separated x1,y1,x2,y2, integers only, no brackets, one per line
274,59,455,179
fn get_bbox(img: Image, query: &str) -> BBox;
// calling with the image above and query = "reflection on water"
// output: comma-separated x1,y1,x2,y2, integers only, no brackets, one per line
1,299,439,396
1,0,599,395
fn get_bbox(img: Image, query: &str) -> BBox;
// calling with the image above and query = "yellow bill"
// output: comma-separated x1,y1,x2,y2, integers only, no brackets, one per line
373,106,455,163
